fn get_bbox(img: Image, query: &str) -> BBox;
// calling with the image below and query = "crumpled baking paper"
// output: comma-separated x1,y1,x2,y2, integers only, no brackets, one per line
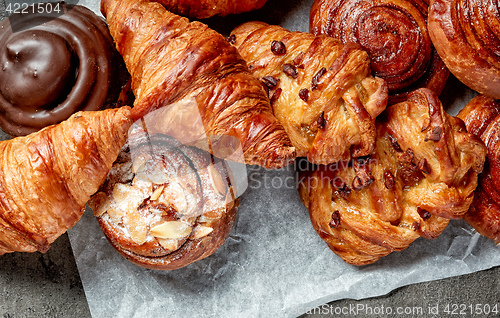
6,0,493,317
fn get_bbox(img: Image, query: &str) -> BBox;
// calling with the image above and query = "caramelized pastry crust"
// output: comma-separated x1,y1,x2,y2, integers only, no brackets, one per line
428,0,500,99
101,0,295,169
310,0,449,104
230,22,388,164
89,128,238,270
298,89,486,265
0,107,133,255
458,95,500,243
154,0,267,19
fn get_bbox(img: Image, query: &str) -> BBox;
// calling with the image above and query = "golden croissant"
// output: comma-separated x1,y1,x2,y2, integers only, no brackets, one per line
0,107,133,255
230,21,388,165
153,0,267,18
298,89,486,265
101,0,295,169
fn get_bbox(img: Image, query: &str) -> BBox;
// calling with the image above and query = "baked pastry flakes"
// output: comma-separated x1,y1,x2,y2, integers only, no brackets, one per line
0,107,133,254
153,0,267,19
310,0,449,104
89,128,238,270
458,95,500,243
298,89,486,265
230,21,388,165
428,0,500,99
101,0,295,169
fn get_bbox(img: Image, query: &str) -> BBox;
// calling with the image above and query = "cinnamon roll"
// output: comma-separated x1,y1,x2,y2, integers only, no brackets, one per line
310,0,449,104
428,0,500,99
458,95,500,243
0,2,130,136
89,126,239,270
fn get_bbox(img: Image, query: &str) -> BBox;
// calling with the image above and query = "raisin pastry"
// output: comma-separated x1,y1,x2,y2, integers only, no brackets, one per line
458,95,500,243
101,0,295,169
89,127,238,270
0,107,133,254
230,21,388,165
153,0,267,19
428,0,500,99
310,0,449,104
298,89,486,265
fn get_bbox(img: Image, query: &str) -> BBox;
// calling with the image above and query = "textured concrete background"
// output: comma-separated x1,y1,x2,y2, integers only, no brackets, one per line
1,233,499,318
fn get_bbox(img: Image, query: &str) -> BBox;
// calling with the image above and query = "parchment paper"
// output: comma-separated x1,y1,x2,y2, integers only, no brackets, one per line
6,0,495,317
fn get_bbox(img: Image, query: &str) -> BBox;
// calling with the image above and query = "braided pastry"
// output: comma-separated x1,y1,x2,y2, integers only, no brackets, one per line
428,0,500,99
0,107,133,255
230,21,388,165
153,0,267,19
310,0,449,104
102,0,295,169
298,88,486,265
458,95,500,243
89,127,238,270
0,3,129,136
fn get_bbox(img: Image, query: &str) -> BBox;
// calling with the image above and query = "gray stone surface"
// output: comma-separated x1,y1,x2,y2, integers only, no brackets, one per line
1,233,499,317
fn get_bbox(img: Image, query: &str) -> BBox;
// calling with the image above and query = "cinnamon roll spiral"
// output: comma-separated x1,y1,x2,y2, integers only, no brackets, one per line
0,3,129,136
310,0,449,104
428,0,500,99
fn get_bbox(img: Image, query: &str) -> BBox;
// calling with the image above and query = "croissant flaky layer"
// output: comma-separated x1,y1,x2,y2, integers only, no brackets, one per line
310,0,449,104
101,0,295,169
428,0,500,99
230,21,388,165
298,89,486,265
458,95,500,243
153,0,267,18
89,130,238,270
0,107,133,255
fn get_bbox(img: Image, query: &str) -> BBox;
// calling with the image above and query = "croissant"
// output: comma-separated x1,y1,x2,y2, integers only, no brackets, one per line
310,0,449,104
457,95,500,243
153,0,267,19
298,89,486,265
101,0,295,169
428,0,500,99
230,21,388,164
89,127,238,270
0,107,133,255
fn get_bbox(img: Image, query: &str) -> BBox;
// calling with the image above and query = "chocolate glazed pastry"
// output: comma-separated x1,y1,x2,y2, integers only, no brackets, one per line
428,0,500,99
310,0,449,104
458,95,500,243
0,3,130,136
298,89,486,265
101,0,295,169
154,0,268,19
230,21,388,165
89,127,238,270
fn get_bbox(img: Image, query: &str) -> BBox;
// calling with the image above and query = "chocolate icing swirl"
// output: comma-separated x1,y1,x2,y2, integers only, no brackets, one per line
310,0,449,104
0,3,129,136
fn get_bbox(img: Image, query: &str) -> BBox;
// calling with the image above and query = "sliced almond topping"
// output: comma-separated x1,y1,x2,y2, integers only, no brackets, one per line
150,221,192,239
131,154,147,174
107,207,124,224
190,225,213,239
157,238,179,251
150,185,164,201
208,164,227,196
123,209,147,245
90,192,110,217
200,208,222,221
